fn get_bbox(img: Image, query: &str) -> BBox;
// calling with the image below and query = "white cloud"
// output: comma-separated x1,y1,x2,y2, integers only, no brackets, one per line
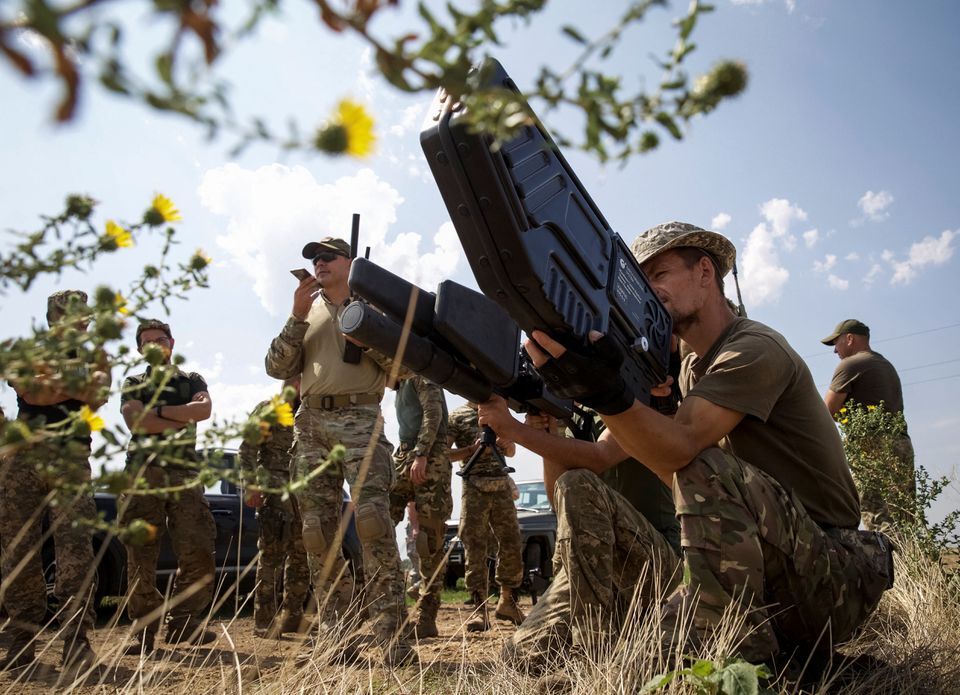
730,0,796,13
887,230,957,285
845,252,860,261
813,254,836,273
356,47,376,102
827,274,849,290
855,189,894,223
389,104,427,137
738,198,807,306
711,212,732,231
863,263,883,286
198,164,461,314
802,228,819,248
740,223,789,306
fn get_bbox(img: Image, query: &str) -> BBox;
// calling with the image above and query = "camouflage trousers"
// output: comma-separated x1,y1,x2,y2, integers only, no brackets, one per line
292,404,405,643
459,476,523,594
860,435,916,534
120,464,217,635
389,440,453,603
508,451,893,667
0,438,97,640
254,468,310,623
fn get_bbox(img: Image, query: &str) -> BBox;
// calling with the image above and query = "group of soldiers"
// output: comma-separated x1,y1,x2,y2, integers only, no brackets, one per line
1,221,912,678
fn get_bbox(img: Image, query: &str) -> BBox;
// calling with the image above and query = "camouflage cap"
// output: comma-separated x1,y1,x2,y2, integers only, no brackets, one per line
630,221,736,278
136,318,173,347
46,290,88,325
821,318,870,346
302,237,351,260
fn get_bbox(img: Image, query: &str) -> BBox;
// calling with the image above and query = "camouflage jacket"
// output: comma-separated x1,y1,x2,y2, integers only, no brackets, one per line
239,399,295,475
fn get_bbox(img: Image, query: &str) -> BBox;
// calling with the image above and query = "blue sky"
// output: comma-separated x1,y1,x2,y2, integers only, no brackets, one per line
2,0,958,521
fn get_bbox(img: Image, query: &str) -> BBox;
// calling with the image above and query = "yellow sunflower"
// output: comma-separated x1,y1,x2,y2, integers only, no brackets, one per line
144,193,183,226
104,220,133,248
79,405,105,432
114,292,130,316
271,395,295,427
314,99,376,158
190,248,212,271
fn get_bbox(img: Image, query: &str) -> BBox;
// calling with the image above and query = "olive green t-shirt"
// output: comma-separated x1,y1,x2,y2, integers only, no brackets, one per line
680,318,861,529
830,351,905,416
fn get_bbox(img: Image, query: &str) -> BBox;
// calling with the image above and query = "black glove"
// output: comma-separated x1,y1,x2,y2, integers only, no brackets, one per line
534,334,636,415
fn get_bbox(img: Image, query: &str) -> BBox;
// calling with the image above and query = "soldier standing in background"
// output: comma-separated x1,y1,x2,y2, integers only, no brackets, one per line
822,319,916,531
239,377,310,638
389,375,452,638
447,402,525,632
265,236,412,664
120,319,217,653
1,291,109,673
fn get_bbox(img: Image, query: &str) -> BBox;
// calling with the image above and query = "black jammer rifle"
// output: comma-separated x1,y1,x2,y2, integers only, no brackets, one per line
419,59,673,406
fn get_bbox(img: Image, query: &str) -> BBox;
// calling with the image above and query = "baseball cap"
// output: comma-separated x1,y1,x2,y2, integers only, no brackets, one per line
630,221,736,278
301,237,351,260
821,319,870,346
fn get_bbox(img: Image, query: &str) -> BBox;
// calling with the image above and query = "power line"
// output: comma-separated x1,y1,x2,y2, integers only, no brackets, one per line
903,373,960,387
900,357,960,373
802,321,960,359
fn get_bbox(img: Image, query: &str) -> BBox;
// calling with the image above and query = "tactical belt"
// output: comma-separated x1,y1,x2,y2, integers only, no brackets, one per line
302,393,381,410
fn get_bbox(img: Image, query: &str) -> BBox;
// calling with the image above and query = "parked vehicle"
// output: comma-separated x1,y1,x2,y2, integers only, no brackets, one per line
443,480,556,598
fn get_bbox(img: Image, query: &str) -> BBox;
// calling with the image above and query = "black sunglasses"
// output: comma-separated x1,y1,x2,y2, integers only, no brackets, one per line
312,251,347,263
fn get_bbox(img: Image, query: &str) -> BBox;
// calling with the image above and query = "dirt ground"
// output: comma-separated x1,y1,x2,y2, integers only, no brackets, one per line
0,597,530,693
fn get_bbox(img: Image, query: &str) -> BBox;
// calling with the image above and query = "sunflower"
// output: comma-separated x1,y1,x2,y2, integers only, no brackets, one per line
190,248,212,271
114,292,130,316
271,395,295,427
79,405,105,432
104,220,133,248
314,99,376,158
144,193,183,226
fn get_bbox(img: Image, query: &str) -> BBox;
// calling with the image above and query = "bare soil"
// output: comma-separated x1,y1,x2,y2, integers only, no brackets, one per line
0,597,529,693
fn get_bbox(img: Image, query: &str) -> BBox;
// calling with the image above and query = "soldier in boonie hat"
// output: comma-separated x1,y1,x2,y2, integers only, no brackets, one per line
46,289,88,326
631,221,737,278
301,237,351,261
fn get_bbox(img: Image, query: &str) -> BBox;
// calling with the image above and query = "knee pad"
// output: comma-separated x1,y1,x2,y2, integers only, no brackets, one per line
300,511,328,555
415,527,431,559
355,503,391,544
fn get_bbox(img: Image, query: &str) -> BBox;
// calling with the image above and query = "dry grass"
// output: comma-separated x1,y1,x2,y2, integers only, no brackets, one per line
3,538,960,694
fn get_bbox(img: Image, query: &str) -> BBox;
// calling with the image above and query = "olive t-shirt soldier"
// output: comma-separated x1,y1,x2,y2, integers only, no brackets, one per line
822,318,915,531
1,290,108,672
491,222,893,670
120,319,217,652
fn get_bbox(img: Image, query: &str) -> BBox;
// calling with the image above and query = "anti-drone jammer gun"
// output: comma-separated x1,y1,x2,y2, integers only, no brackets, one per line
339,257,572,423
419,59,673,406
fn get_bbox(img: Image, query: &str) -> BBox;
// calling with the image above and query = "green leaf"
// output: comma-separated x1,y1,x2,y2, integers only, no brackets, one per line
690,659,716,678
716,661,761,695
561,25,587,44
655,112,683,139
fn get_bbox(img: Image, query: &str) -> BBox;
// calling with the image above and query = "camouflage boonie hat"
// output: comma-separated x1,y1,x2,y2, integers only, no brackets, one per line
136,319,173,348
46,290,88,325
631,221,737,278
302,236,351,260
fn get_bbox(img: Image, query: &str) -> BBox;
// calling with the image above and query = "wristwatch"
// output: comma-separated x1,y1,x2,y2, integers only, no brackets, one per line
413,448,426,458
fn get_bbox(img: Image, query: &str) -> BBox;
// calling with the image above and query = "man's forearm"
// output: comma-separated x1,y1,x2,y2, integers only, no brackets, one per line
158,401,210,423
128,412,187,435
265,317,308,379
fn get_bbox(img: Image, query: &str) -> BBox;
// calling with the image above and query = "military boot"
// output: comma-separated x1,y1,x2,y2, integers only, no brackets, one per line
0,628,35,672
409,594,440,639
125,628,156,657
165,616,217,646
494,586,525,625
466,591,490,632
253,609,279,639
61,636,97,677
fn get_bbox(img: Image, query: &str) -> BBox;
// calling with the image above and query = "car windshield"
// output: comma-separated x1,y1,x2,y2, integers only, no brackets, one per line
514,481,551,512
